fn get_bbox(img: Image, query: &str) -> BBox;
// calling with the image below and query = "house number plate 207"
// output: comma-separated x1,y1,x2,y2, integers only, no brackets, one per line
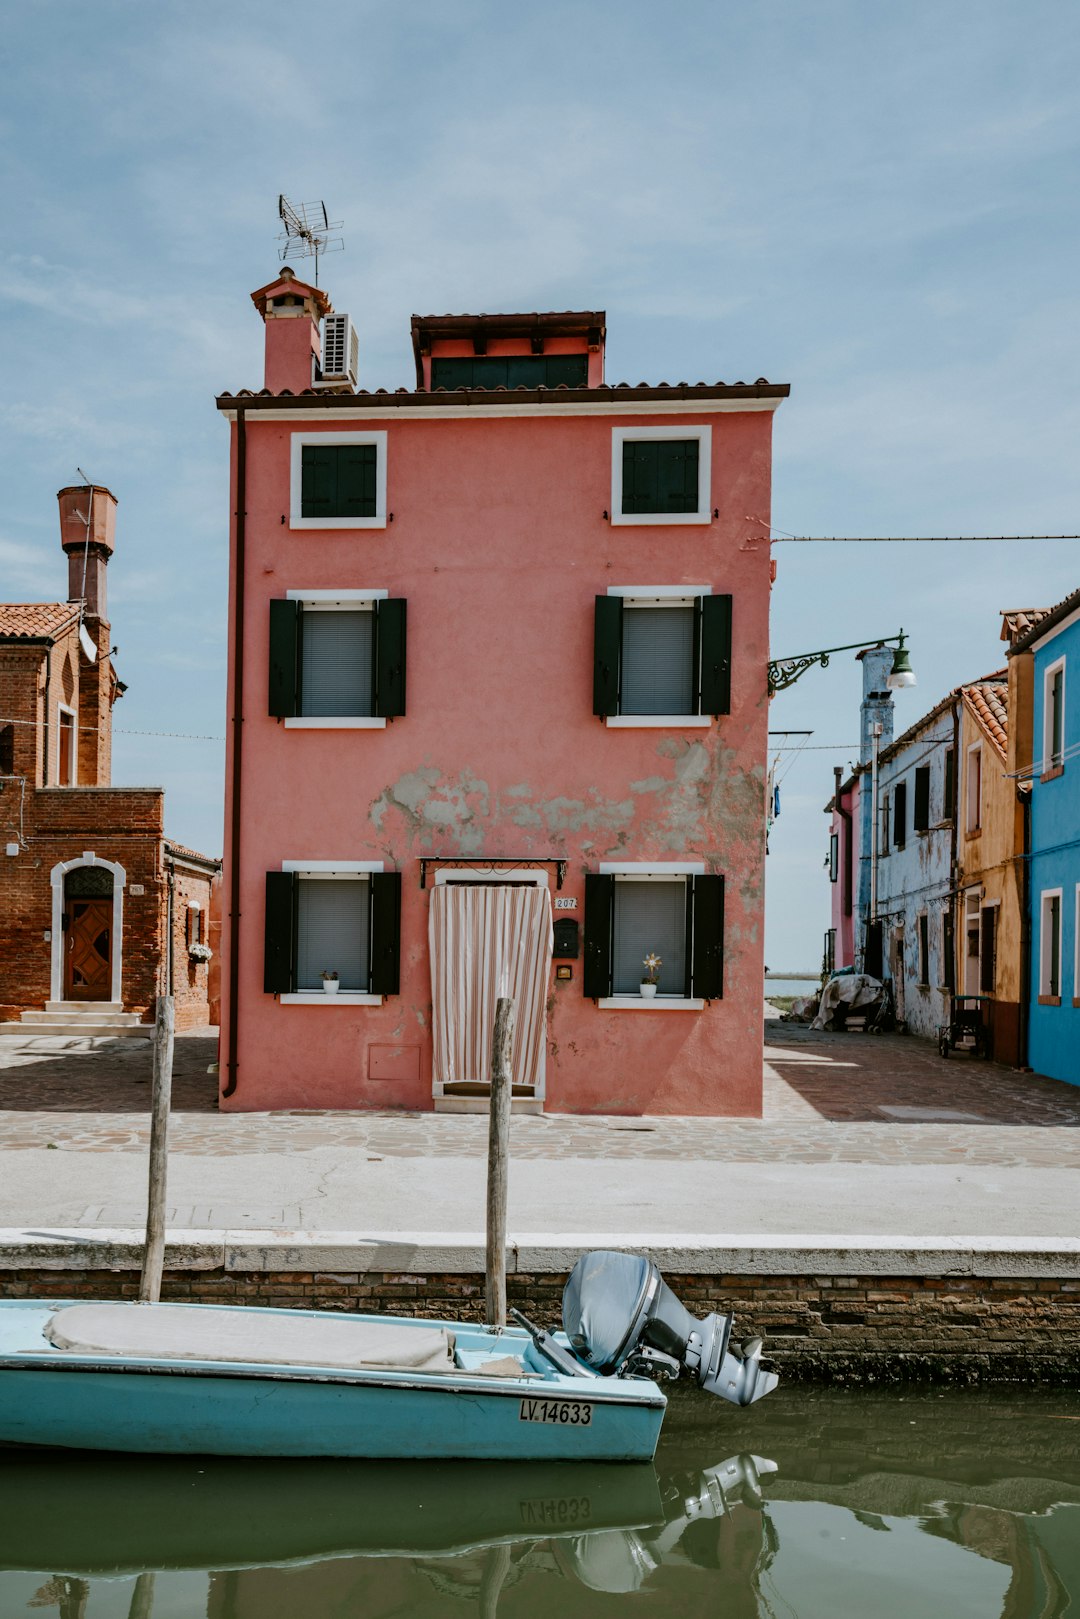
519,1397,592,1426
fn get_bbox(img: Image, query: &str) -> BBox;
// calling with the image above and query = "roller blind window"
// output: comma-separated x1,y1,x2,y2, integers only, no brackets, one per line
612,880,687,995
296,878,370,992
622,606,695,716
300,610,373,717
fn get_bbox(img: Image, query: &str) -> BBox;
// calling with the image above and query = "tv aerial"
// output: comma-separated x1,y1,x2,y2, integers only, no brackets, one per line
277,195,343,285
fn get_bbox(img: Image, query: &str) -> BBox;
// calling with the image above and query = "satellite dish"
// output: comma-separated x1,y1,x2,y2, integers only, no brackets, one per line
277,194,344,286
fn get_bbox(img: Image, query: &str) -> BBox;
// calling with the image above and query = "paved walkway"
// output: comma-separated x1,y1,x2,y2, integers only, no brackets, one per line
0,1021,1077,1240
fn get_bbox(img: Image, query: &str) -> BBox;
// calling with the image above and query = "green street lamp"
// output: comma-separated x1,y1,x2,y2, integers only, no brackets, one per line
768,631,917,696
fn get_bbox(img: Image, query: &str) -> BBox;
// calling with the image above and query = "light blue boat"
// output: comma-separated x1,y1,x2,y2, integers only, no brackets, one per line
0,1251,776,1462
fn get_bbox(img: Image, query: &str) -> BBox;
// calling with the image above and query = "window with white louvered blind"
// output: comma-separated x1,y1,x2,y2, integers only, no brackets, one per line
300,609,373,717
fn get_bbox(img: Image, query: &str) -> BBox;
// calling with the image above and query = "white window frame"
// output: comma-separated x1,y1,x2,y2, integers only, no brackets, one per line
604,583,713,728
56,703,78,785
965,743,982,834
1039,887,1063,1001
283,589,388,729
289,432,388,530
610,425,712,527
598,860,705,1010
1043,656,1066,772
279,858,384,1005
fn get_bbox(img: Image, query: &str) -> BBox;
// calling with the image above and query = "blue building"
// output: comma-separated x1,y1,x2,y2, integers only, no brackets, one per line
1012,588,1080,1086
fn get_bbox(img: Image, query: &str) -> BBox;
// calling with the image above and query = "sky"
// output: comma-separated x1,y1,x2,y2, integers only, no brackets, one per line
1,0,1078,971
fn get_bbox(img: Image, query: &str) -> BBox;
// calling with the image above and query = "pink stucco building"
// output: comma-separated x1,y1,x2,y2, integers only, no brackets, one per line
216,269,788,1114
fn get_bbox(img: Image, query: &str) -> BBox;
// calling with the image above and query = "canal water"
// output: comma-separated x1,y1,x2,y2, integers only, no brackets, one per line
1,1384,1078,1617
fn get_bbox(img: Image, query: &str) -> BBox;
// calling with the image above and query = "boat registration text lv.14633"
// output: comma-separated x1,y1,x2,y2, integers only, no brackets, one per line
519,1397,593,1426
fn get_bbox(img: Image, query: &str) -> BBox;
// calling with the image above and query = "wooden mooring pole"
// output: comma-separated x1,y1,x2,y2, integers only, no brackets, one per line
139,995,175,1304
485,995,515,1327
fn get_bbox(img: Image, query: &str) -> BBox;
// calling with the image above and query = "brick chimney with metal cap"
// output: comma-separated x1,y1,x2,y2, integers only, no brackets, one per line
58,482,117,786
250,266,332,394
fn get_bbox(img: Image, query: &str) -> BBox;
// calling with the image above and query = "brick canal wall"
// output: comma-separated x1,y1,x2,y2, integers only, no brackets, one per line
5,1259,1080,1383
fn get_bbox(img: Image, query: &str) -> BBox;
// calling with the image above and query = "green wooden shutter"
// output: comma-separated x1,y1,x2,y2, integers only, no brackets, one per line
268,600,298,718
583,873,615,998
913,766,930,832
690,874,725,999
893,782,907,848
264,871,297,994
698,595,732,715
621,441,651,513
301,445,337,518
593,595,623,716
373,599,407,718
369,871,402,995
338,445,377,517
658,439,698,512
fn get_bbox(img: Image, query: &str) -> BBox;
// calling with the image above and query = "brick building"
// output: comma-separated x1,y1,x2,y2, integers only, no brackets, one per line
0,485,220,1035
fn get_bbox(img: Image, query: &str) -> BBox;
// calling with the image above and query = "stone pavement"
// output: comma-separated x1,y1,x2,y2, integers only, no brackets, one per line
0,1020,1078,1239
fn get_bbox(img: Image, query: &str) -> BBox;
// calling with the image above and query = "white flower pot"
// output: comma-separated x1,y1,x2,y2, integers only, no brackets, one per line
322,980,340,996
639,982,658,1000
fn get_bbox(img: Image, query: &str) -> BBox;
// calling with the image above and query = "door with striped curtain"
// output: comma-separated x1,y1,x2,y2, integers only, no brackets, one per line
429,883,553,1100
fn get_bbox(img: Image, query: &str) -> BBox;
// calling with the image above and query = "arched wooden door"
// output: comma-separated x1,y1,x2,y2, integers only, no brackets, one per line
64,867,115,1001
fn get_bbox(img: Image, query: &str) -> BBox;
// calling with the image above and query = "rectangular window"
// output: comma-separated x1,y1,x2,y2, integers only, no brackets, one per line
1040,890,1062,1001
943,747,956,821
593,590,731,722
269,595,406,725
918,914,929,986
610,427,712,526
431,354,588,390
893,780,907,849
881,792,891,852
57,708,76,786
966,745,982,833
0,724,12,775
829,832,839,884
290,433,388,530
186,905,203,948
913,765,931,832
583,868,724,1002
263,866,402,1000
1043,658,1065,773
980,905,997,995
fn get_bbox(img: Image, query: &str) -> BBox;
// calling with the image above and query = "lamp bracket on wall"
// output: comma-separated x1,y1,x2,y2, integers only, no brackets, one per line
418,856,568,890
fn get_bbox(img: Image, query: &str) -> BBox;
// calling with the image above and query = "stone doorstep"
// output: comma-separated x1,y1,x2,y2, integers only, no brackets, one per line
2,1229,1080,1279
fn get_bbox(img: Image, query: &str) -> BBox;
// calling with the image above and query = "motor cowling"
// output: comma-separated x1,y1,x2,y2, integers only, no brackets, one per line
562,1251,778,1407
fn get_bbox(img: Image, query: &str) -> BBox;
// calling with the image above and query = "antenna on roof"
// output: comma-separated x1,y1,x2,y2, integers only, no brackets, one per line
277,195,343,287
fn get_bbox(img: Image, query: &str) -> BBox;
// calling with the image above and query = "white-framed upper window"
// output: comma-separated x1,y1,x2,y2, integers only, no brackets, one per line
290,432,388,530
966,743,982,833
1040,888,1063,1001
610,425,712,526
57,704,77,786
1043,657,1065,773
594,585,732,727
284,590,385,729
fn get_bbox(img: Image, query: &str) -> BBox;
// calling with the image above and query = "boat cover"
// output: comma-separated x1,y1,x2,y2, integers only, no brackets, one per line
44,1304,457,1374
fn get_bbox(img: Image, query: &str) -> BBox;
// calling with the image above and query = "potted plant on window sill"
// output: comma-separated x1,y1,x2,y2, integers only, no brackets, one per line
640,953,662,1000
321,971,340,996
188,942,213,965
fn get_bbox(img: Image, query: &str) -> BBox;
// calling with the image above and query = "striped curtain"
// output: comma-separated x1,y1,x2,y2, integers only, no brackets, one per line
429,885,554,1088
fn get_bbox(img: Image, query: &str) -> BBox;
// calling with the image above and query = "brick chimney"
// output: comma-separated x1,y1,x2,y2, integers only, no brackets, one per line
250,266,332,394
58,483,117,786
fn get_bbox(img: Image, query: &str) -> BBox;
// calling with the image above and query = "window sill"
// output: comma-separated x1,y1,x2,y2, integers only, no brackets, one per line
964,827,982,839
605,715,712,729
280,992,384,1006
1038,994,1062,1007
1040,765,1065,783
609,512,711,527
289,516,387,531
283,716,387,729
598,996,706,1011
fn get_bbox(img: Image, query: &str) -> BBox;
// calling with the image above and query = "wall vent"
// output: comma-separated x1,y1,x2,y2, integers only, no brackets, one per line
320,313,359,390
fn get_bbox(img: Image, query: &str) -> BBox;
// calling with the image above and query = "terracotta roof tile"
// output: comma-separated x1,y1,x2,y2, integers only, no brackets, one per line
0,603,79,640
962,679,1009,763
164,839,221,869
1001,607,1052,644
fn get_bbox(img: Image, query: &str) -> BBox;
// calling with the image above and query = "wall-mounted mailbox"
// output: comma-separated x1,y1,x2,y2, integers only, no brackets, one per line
553,918,579,959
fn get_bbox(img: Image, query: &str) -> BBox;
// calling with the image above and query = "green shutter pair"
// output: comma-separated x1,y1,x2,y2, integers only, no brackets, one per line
264,871,402,995
582,872,725,1000
268,600,407,719
913,766,931,832
301,445,377,519
592,595,732,718
621,439,699,514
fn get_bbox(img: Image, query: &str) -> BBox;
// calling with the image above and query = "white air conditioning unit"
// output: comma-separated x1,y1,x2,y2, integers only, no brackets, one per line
319,313,359,390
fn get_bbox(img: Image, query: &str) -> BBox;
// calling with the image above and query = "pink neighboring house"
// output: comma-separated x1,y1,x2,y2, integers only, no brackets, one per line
216,269,788,1114
827,773,860,972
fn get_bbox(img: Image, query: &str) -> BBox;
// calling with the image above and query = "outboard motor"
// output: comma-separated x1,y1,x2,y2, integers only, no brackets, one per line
562,1251,778,1407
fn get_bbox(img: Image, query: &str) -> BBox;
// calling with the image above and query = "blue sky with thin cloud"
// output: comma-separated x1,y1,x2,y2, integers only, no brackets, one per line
2,1,1078,969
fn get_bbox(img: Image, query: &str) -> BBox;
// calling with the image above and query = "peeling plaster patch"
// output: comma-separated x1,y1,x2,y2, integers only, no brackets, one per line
370,767,490,855
539,796,634,834
509,803,543,829
422,800,460,826
504,783,531,798
630,775,668,794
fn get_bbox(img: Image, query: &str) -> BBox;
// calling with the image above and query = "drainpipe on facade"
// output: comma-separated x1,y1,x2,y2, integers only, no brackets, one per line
223,406,246,1099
